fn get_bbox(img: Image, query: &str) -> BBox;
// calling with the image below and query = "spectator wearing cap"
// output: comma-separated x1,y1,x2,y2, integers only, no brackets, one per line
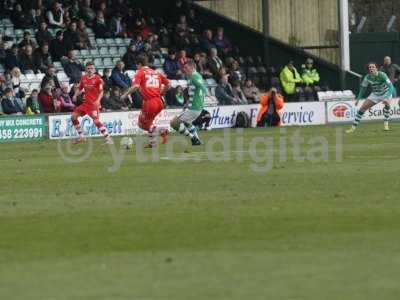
208,47,224,77
4,45,21,71
50,31,70,61
257,87,285,127
101,68,113,92
47,2,65,28
19,45,37,74
1,88,24,115
301,58,321,101
33,43,53,73
57,83,76,112
111,61,131,91
61,50,85,83
18,31,37,50
243,78,261,103
280,60,303,102
380,56,400,97
35,21,53,47
213,27,232,57
163,49,184,80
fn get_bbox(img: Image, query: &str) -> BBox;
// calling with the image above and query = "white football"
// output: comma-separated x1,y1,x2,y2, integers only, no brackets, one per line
120,137,134,149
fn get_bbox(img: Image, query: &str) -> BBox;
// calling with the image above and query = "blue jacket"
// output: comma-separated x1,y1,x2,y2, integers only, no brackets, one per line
111,68,131,89
1,96,24,114
163,57,180,78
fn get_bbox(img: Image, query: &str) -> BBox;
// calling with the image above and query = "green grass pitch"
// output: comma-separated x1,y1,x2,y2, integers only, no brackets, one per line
1,123,400,300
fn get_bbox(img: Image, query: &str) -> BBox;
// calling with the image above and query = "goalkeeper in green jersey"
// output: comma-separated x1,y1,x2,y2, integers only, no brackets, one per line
170,59,207,146
347,62,395,133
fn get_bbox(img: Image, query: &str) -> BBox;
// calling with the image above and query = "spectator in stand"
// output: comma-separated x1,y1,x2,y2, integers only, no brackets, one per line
200,29,216,54
110,12,126,38
215,74,236,105
34,43,53,73
47,2,65,28
10,67,26,99
101,68,113,92
178,49,188,69
163,49,184,79
132,18,152,40
257,87,285,127
64,21,82,50
165,85,186,107
77,19,92,49
228,59,245,84
12,4,34,29
243,78,260,103
19,45,37,74
0,72,13,94
68,0,80,20
80,0,96,26
171,0,189,22
208,47,224,77
112,0,130,17
111,61,131,91
102,86,129,111
174,28,191,53
93,10,112,38
35,21,53,47
50,30,70,61
231,81,248,104
380,56,400,97
187,8,202,31
148,34,162,58
57,83,76,112
130,35,145,52
61,50,85,83
301,58,321,101
40,65,61,90
26,89,42,114
4,45,21,71
32,8,45,29
213,27,232,57
194,52,212,79
280,60,303,102
18,31,37,50
122,44,138,70
1,88,24,115
38,84,59,113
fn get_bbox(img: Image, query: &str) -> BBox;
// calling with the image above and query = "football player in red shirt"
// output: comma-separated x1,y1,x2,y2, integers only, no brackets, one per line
71,61,113,144
122,55,170,147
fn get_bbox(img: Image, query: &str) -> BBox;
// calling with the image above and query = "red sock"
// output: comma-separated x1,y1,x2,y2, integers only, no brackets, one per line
72,119,83,137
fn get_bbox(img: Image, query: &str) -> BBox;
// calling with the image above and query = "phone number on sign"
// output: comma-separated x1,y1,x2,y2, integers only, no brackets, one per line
0,128,44,140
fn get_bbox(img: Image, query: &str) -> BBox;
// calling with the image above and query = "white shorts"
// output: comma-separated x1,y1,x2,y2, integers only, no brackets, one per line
368,93,392,104
177,110,202,124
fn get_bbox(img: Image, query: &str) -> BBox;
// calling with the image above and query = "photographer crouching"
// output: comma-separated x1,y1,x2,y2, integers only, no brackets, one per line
256,87,285,127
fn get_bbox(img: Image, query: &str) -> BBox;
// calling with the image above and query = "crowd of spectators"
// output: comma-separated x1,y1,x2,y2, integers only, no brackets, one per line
0,0,325,116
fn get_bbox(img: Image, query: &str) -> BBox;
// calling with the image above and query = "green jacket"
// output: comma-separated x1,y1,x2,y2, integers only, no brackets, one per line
280,66,302,95
301,65,320,85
